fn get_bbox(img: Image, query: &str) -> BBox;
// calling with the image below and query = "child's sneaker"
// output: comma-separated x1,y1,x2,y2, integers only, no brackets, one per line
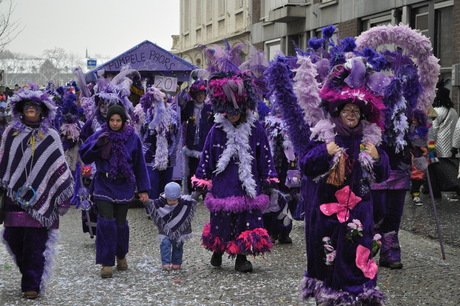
171,265,181,270
162,264,171,271
412,196,423,206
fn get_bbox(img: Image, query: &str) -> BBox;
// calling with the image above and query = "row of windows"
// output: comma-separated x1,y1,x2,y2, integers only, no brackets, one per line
182,0,453,85
183,0,244,31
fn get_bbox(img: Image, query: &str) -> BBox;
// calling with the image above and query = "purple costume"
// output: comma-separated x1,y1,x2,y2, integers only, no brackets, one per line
300,121,390,304
371,143,411,268
193,113,277,256
1,85,74,297
79,122,150,267
181,99,214,194
140,88,180,199
263,114,299,242
79,126,150,204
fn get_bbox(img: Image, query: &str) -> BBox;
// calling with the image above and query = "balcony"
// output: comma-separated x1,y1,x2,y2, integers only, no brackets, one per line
268,3,307,23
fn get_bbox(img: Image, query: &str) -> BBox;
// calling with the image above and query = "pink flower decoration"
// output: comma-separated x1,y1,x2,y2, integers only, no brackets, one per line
356,245,378,279
320,185,362,223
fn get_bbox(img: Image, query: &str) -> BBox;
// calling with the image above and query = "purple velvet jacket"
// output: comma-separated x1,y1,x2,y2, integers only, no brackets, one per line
79,128,150,203
194,117,277,211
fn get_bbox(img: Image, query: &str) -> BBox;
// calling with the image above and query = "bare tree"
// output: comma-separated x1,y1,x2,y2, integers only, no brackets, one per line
0,0,22,52
42,47,85,72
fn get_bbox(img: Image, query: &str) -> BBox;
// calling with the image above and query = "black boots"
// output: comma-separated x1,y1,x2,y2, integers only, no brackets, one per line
210,252,223,267
211,253,253,272
235,254,253,273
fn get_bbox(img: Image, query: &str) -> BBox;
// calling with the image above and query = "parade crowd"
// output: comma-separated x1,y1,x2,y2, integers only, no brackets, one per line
0,24,451,305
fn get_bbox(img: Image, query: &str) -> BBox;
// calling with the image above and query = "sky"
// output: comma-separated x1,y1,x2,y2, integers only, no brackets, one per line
5,0,180,59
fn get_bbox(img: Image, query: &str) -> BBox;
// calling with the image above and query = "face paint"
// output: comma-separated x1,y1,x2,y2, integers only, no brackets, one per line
24,102,41,113
100,103,109,117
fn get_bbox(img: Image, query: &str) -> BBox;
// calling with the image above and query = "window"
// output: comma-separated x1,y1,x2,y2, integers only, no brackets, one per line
261,0,268,21
235,0,244,9
196,0,202,26
362,14,392,31
206,0,213,21
218,0,226,16
183,1,190,32
287,34,300,56
266,39,281,61
235,12,244,29
434,5,453,69
218,19,225,35
206,24,213,40
411,2,454,71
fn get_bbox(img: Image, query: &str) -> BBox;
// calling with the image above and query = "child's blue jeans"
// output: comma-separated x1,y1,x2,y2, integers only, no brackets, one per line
160,237,184,265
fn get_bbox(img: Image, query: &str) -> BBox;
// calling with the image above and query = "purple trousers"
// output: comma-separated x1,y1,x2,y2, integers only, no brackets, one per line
3,227,54,293
372,189,406,263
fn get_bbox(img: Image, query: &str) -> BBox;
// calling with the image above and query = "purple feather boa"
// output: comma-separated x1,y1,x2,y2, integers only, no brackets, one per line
301,275,385,305
294,55,324,127
355,24,440,112
264,56,312,158
204,193,269,213
102,124,136,182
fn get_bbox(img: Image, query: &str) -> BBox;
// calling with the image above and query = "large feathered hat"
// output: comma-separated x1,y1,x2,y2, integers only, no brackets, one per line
200,42,261,116
265,23,440,156
9,83,57,132
208,70,259,116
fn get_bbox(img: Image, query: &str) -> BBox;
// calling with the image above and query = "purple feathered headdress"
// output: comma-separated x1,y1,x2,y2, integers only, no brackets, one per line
9,82,57,133
319,57,388,129
208,71,259,116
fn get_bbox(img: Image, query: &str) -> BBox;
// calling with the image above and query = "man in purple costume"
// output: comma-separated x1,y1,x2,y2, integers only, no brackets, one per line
1,85,74,299
371,141,411,270
139,87,180,201
79,105,150,278
263,109,300,244
192,71,278,273
179,72,214,197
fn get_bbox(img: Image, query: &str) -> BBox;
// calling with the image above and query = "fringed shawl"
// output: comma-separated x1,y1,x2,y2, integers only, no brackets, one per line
0,125,74,227
146,195,196,242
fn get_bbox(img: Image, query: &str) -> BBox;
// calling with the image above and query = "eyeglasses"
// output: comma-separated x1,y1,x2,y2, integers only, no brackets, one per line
341,108,361,118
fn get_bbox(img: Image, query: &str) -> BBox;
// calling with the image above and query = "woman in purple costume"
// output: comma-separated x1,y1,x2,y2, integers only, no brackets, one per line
192,71,278,272
300,86,390,304
1,84,74,299
79,105,150,278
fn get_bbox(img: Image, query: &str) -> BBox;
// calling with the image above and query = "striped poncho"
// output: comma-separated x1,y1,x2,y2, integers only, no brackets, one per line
0,125,74,227
145,195,196,242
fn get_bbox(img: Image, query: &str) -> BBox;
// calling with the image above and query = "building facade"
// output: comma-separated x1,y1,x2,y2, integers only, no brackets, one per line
175,0,458,102
175,0,252,68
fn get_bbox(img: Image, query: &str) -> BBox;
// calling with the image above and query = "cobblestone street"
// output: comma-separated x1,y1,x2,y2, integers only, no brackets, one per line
1,196,459,305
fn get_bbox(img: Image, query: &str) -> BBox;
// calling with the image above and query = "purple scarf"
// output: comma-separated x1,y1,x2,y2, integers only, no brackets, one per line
101,123,135,182
330,117,363,136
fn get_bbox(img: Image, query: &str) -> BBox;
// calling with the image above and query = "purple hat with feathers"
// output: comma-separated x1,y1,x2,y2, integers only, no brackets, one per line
189,69,210,98
93,78,122,107
198,43,241,74
139,86,165,112
208,71,259,116
9,83,57,132
239,42,270,98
